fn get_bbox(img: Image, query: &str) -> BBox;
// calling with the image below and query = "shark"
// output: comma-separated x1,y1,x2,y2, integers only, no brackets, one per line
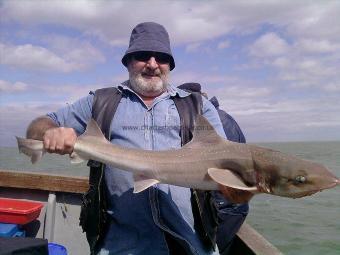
16,115,339,198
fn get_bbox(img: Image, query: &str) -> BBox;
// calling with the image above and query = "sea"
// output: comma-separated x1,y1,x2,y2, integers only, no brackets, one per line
0,141,339,255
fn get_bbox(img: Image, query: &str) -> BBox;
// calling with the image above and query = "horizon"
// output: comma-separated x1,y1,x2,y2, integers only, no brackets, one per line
1,1,340,146
3,140,340,149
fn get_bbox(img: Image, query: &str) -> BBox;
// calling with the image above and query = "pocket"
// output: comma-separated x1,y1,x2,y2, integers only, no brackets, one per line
164,108,181,147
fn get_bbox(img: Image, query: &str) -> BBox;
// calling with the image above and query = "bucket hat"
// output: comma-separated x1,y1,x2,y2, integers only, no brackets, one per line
122,22,175,70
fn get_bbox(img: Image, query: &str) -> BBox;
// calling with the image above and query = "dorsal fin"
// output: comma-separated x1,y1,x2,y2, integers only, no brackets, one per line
184,115,225,148
80,118,107,142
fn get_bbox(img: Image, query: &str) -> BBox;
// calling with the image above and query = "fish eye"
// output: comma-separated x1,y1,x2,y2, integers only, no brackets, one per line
294,175,307,184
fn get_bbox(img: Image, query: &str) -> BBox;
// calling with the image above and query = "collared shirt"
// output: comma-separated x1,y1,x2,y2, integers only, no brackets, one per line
48,82,226,255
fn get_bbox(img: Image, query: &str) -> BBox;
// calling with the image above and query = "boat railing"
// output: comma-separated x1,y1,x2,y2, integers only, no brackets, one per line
0,169,282,255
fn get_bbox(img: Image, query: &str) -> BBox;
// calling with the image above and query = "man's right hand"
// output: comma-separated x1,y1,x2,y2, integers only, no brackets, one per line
43,127,77,155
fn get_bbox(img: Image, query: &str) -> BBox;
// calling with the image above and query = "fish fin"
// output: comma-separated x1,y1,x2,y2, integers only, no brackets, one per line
133,174,159,193
31,151,44,164
208,168,258,192
70,152,85,164
80,118,108,142
16,136,45,164
183,115,226,149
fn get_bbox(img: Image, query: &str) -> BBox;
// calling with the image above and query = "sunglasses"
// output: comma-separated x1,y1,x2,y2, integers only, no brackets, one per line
132,51,170,64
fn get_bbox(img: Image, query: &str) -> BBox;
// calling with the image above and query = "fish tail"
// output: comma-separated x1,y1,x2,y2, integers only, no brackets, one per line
16,136,45,164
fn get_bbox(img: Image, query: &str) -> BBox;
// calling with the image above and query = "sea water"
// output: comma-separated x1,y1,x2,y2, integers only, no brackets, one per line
0,141,339,255
246,141,340,255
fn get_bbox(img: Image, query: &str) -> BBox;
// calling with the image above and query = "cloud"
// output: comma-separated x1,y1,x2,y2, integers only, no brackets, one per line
217,86,273,101
171,71,243,87
0,80,28,93
3,1,339,45
185,42,202,53
215,90,340,142
0,102,64,145
35,83,105,103
247,33,340,93
249,32,289,57
0,76,126,106
42,35,106,66
296,39,340,54
0,43,75,72
281,1,340,40
323,82,340,92
1,0,340,144
0,40,105,72
273,55,339,91
218,40,230,50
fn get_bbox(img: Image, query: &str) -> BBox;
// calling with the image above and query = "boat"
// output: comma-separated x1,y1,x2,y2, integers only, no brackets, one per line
0,169,282,255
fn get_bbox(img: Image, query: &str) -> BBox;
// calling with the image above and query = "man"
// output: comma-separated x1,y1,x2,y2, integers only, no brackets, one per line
26,22,251,255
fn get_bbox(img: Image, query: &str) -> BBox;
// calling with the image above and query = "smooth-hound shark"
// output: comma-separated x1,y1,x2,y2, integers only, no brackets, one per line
16,115,339,198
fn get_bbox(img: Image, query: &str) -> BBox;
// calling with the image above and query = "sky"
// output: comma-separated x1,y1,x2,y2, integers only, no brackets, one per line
1,0,340,146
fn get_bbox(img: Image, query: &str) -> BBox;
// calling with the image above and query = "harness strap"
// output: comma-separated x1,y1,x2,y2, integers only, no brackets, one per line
80,87,122,254
88,87,122,185
173,93,218,248
172,92,202,145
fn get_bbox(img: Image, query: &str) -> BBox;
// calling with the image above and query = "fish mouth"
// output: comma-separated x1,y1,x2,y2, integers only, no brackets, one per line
291,189,320,198
324,176,339,189
320,176,339,190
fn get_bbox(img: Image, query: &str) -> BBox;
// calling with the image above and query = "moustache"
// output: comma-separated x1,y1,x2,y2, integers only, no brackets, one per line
142,68,161,77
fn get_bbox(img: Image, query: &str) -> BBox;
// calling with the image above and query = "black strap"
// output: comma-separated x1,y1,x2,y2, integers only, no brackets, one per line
88,87,122,186
81,87,122,254
172,92,202,145
91,87,122,138
173,93,218,248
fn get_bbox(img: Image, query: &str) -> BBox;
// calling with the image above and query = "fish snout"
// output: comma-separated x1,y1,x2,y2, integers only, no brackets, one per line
321,175,339,190
305,171,339,195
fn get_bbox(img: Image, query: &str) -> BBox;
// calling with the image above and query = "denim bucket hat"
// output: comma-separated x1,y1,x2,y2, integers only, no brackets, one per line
122,22,175,70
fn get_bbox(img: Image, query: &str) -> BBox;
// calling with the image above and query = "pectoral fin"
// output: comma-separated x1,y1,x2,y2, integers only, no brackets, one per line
133,174,159,193
208,168,258,192
70,152,85,164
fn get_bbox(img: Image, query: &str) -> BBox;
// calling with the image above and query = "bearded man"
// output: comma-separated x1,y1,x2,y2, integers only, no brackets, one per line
26,22,250,255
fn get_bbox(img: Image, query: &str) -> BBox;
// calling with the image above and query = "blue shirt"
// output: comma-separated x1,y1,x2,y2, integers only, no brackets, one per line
48,82,226,255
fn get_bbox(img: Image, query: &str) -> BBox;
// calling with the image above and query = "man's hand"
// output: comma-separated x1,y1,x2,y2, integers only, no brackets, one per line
219,185,254,204
43,127,77,155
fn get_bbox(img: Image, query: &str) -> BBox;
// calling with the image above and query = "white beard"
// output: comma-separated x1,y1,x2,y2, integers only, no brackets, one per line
129,69,169,97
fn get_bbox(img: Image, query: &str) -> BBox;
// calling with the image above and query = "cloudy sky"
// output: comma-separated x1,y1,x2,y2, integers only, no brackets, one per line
1,0,340,146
